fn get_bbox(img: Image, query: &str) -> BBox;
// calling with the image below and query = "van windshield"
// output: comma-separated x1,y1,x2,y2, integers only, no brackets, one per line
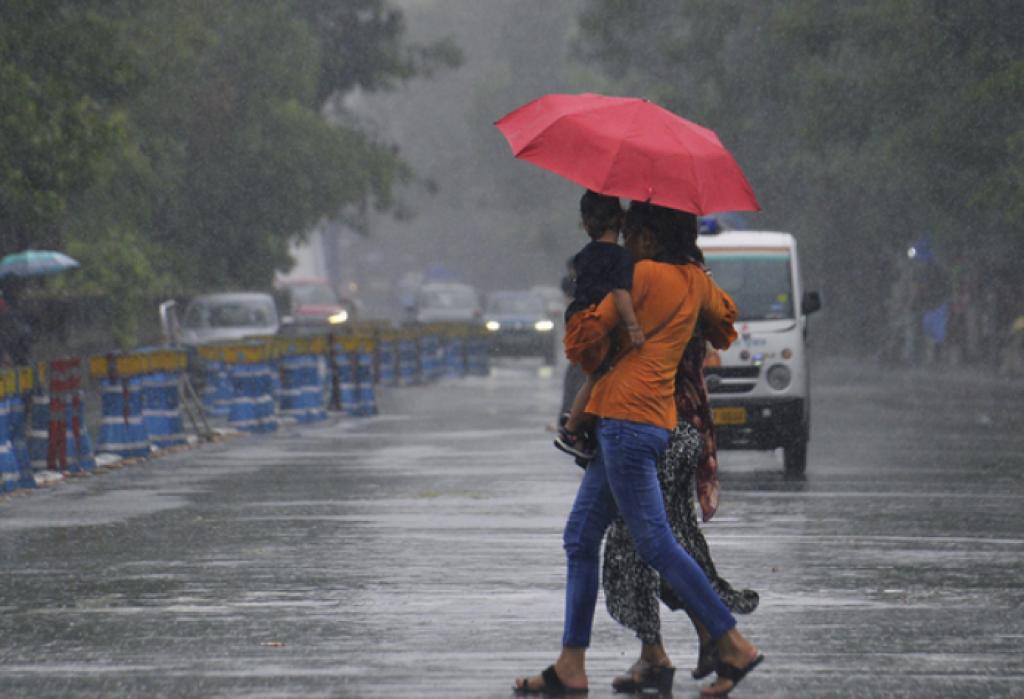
289,284,337,306
487,294,544,315
703,252,794,321
419,286,477,310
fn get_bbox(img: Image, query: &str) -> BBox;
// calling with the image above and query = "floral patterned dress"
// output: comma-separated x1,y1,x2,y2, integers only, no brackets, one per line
602,334,759,645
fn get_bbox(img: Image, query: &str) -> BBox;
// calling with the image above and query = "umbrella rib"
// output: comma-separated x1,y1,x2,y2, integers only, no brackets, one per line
598,102,640,200
653,115,704,213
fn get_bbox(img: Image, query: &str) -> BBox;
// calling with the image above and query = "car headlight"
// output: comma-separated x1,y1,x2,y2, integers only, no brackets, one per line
485,320,501,331
766,364,791,390
328,310,349,325
534,319,554,332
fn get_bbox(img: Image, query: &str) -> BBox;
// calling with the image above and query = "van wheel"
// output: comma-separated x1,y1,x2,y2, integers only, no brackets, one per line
783,439,808,478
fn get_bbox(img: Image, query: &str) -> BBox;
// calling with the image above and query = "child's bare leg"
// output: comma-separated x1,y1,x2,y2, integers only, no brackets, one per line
565,374,594,433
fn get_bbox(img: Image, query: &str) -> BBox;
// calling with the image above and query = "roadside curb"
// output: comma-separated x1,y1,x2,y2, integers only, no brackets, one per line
0,413,352,504
2,427,244,500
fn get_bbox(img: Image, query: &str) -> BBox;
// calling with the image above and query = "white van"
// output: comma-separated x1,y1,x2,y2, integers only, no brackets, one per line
698,231,822,476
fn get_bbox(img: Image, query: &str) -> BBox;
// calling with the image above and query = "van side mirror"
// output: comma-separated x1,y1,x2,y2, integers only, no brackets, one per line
802,291,822,315
159,299,180,346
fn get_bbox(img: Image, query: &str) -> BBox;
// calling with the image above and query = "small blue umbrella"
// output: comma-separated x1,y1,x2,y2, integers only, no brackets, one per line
0,250,80,279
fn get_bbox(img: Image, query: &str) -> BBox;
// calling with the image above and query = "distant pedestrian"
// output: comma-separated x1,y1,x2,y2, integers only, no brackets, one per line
604,330,759,693
513,202,763,698
554,190,644,462
0,284,32,366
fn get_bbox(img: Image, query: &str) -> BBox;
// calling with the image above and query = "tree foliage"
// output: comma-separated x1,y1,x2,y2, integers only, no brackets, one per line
576,0,1024,349
0,2,130,252
1,0,460,347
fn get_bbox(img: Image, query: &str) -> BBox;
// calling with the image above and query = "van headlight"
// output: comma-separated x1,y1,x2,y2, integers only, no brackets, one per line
328,310,349,325
486,320,501,331
534,319,554,332
766,364,792,390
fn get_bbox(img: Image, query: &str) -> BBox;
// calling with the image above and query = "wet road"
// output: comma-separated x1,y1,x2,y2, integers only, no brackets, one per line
1,358,1022,698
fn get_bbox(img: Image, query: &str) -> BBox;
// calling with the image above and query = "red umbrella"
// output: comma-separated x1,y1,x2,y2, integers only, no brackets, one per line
494,93,760,215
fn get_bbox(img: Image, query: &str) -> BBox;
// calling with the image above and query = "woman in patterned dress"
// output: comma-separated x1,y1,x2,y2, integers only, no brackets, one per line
603,326,760,693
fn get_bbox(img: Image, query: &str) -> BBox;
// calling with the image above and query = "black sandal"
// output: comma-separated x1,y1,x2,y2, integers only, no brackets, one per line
692,639,718,680
514,665,589,695
700,653,764,697
611,663,675,694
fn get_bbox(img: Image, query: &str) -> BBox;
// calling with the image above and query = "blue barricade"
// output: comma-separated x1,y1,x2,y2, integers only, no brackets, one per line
356,346,378,416
227,363,259,432
444,336,467,377
143,371,187,448
202,360,232,417
467,336,491,376
377,338,397,386
97,378,149,458
278,354,326,423
336,351,358,415
71,390,96,471
10,393,34,489
228,362,277,433
398,337,420,386
419,335,435,382
254,362,278,432
125,376,150,455
0,397,19,492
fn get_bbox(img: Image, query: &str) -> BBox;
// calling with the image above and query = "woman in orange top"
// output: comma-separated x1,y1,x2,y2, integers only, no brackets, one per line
514,203,763,698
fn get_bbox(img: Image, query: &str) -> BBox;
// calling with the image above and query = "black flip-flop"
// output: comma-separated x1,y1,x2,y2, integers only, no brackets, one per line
514,665,589,695
611,663,675,694
700,653,764,697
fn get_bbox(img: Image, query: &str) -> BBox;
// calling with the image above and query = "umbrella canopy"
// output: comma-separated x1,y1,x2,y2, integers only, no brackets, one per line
0,249,80,279
494,93,760,215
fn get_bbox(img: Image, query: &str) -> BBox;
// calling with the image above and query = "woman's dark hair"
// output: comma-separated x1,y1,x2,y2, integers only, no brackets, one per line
580,190,623,239
624,201,703,264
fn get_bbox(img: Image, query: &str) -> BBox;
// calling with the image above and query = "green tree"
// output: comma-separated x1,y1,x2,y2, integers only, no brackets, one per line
109,0,459,292
2,0,460,348
0,2,132,252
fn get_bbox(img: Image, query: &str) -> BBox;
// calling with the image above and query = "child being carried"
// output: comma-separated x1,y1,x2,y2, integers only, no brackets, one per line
555,190,644,462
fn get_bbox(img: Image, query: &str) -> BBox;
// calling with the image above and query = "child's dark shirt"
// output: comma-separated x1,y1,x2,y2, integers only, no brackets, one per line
565,240,634,321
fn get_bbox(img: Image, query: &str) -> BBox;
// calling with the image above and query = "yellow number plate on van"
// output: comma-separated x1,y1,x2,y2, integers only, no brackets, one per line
713,407,747,425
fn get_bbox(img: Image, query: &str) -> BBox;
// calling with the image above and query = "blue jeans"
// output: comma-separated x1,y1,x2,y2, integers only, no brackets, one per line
561,418,737,648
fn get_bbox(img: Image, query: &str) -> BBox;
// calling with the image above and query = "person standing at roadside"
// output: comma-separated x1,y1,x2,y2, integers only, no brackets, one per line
0,281,32,366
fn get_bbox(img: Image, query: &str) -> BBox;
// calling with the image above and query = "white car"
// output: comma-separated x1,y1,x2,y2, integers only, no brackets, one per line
414,282,482,324
484,290,557,365
165,292,280,346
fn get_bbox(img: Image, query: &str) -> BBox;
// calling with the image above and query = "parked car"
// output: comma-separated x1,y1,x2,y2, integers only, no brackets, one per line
275,277,354,329
484,290,557,364
162,292,280,347
414,282,482,324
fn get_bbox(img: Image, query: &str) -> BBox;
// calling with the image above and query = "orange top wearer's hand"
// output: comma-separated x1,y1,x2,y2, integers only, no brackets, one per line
585,260,737,430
